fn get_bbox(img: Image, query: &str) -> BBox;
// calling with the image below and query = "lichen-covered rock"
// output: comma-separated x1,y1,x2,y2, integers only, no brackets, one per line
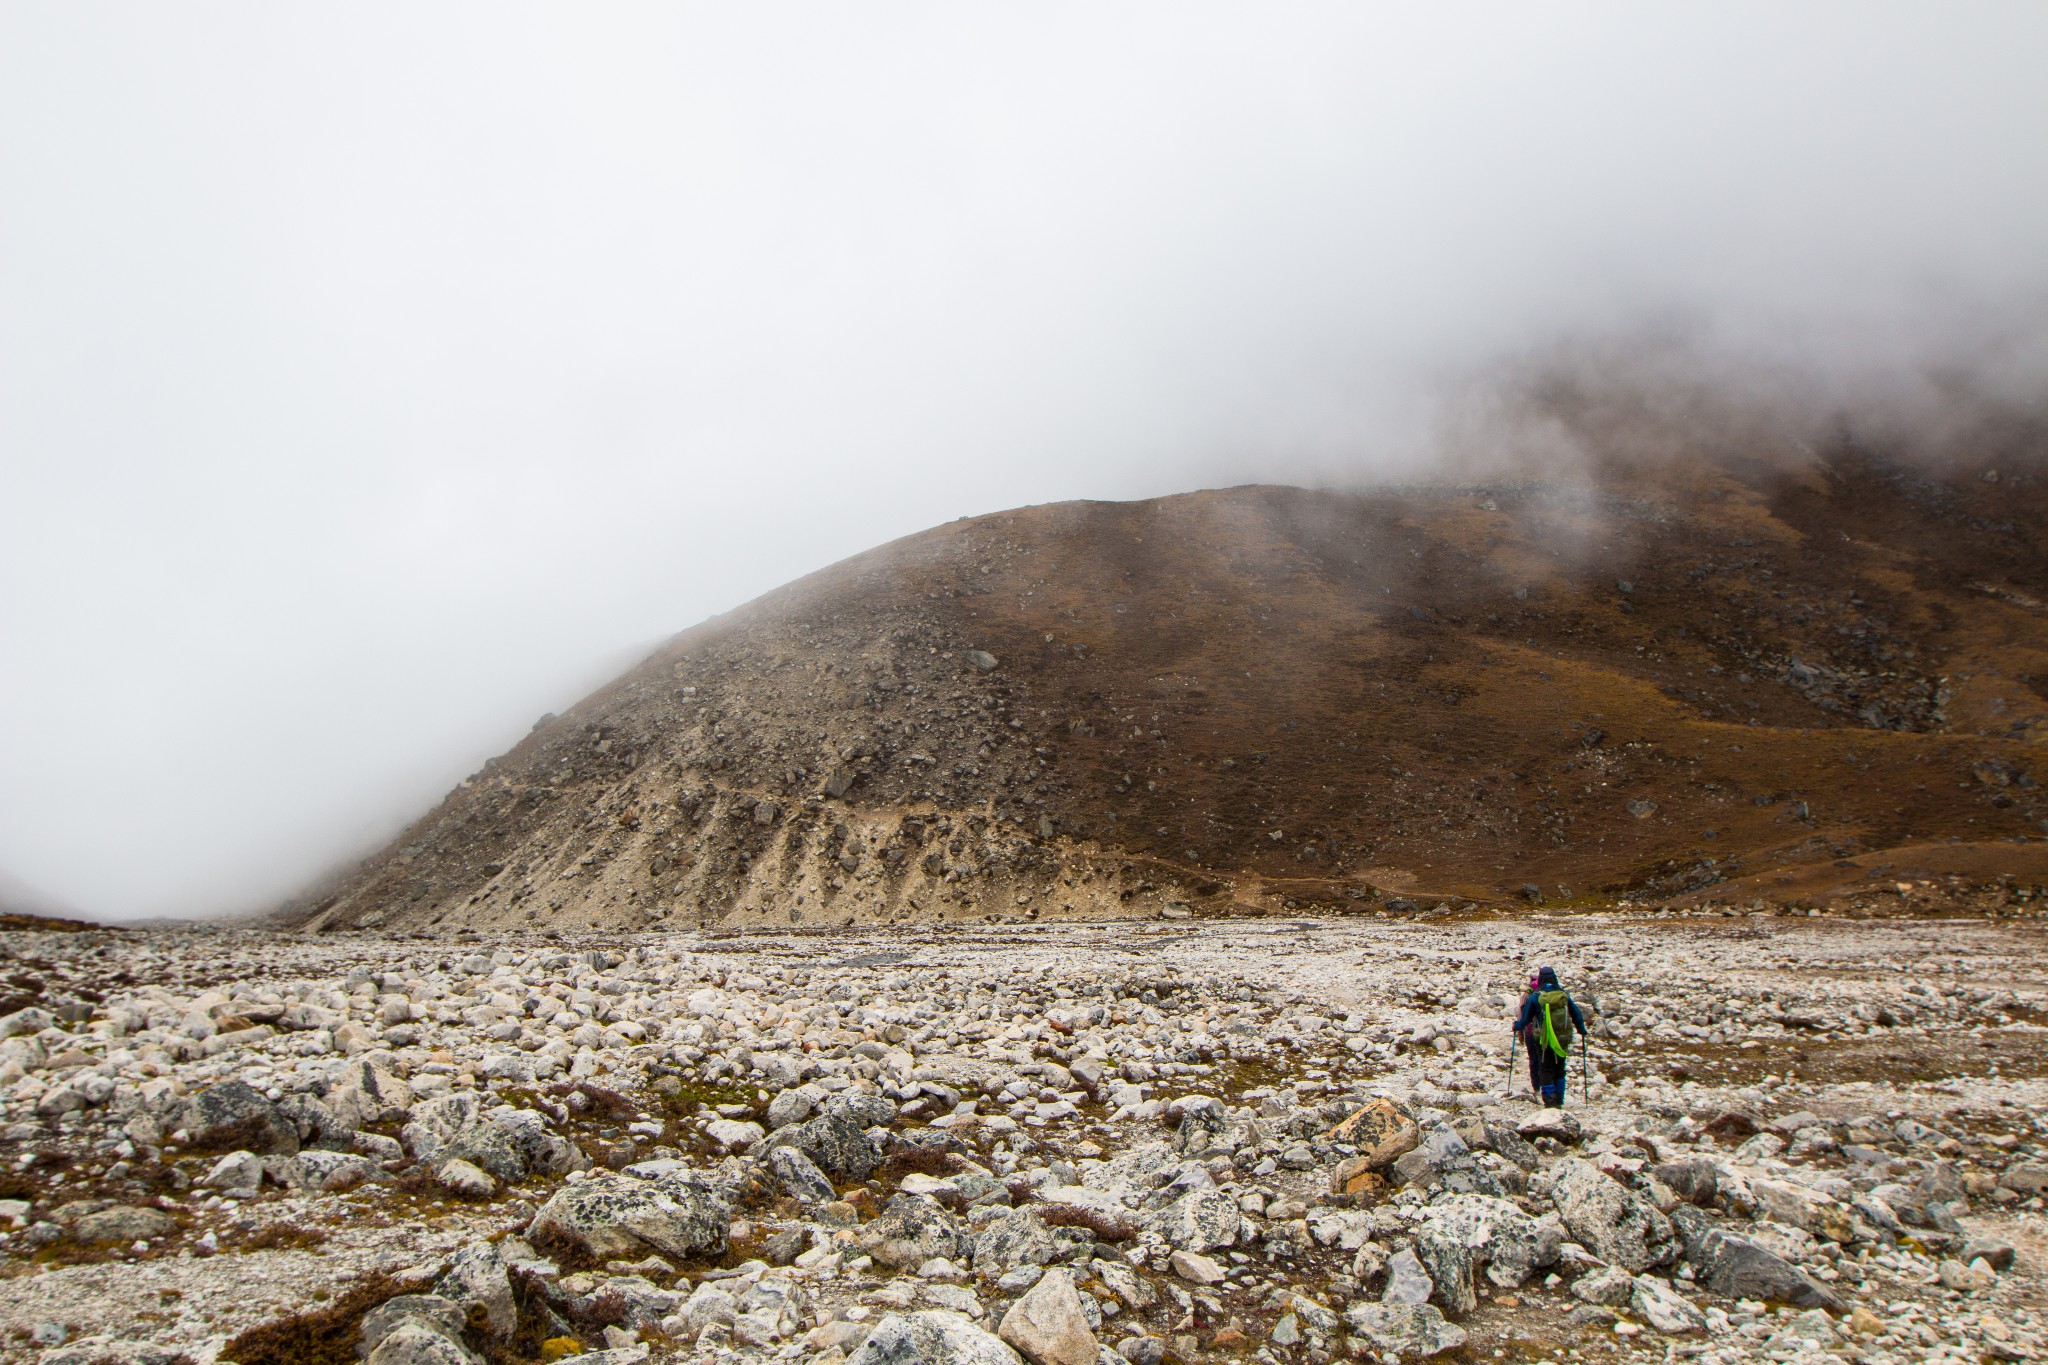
1170,1096,1229,1155
179,1080,298,1155
1380,1247,1432,1305
858,1193,966,1269
358,1296,480,1365
71,1205,176,1243
734,1275,808,1345
527,1172,729,1264
970,1208,1062,1272
1651,1159,1719,1207
1549,1158,1676,1272
433,1241,515,1338
1630,1276,1705,1334
1412,1193,1560,1316
364,1322,482,1365
1342,1303,1465,1359
403,1093,527,1182
436,1158,496,1198
772,1107,880,1179
676,1282,739,1340
768,1144,837,1206
326,1058,414,1129
848,1310,1025,1365
1571,1266,1635,1306
494,1107,585,1177
1151,1187,1239,1252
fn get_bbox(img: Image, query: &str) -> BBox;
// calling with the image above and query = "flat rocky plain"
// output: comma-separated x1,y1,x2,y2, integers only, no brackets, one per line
2,906,2045,1365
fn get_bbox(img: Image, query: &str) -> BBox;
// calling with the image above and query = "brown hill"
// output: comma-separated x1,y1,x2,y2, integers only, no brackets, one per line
297,438,2048,934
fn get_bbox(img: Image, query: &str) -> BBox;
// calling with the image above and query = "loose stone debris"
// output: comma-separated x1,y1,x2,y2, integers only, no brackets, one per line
0,911,2044,1364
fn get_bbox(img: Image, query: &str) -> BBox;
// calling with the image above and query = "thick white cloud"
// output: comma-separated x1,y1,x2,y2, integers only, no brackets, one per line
3,3,2046,918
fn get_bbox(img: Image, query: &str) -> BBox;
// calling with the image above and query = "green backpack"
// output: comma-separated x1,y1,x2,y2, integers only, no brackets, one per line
1536,989,1574,1058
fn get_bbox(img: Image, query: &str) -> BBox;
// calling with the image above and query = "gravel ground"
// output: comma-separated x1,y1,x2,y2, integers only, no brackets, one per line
2,907,2044,1364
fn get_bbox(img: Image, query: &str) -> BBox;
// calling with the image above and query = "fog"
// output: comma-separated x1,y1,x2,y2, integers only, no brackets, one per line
3,4,2046,920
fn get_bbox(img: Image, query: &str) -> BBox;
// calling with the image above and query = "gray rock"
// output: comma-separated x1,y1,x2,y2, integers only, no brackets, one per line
1515,1110,1581,1144
1482,1125,1540,1172
71,1205,175,1243
970,1208,1062,1272
1572,1265,1635,1305
766,1086,821,1130
848,1310,1023,1365
1962,1237,2016,1271
1630,1276,1705,1334
365,1322,482,1365
1151,1187,1239,1252
768,1144,836,1206
180,1080,298,1155
1093,1259,1155,1310
0,1007,57,1039
1391,1150,1441,1189
1420,1123,1469,1162
1381,1247,1433,1305
859,1193,966,1270
286,1149,376,1192
1342,1303,1465,1359
1412,1193,1559,1317
1117,1336,1165,1365
435,1159,496,1199
493,1107,585,1177
1436,1155,1513,1198
676,1282,739,1340
773,1106,880,1180
1686,1227,1843,1312
433,1241,514,1339
1171,1097,1228,1154
825,1091,898,1128
997,1266,1097,1365
731,1275,806,1345
278,1092,355,1149
1549,1158,1676,1272
1651,1160,1719,1207
527,1172,729,1264
327,1059,414,1128
403,1094,527,1183
358,1296,472,1359
199,1149,263,1193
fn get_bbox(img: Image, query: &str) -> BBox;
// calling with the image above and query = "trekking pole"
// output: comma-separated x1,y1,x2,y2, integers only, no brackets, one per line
1505,1034,1519,1098
1580,1037,1591,1101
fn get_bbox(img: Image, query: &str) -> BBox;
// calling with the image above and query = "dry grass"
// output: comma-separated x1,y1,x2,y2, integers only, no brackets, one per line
218,1272,410,1365
230,1223,330,1253
1038,1203,1138,1242
875,1145,962,1181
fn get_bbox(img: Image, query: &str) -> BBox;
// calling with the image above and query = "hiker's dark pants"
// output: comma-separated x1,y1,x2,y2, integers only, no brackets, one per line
1528,1044,1568,1106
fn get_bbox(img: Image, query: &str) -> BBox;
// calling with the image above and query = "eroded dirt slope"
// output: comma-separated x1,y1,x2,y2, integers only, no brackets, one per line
297,438,2048,934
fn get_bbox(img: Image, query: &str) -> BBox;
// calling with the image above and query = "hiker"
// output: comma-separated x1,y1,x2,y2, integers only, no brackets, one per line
1512,965,1587,1107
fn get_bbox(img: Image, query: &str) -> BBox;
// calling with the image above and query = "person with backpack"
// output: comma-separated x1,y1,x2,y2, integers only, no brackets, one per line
1512,966,1587,1107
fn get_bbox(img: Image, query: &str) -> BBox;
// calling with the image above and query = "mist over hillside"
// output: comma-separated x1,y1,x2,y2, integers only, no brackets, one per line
294,404,2048,933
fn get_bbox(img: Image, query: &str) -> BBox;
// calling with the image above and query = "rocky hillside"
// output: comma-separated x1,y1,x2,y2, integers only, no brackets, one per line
297,436,2048,934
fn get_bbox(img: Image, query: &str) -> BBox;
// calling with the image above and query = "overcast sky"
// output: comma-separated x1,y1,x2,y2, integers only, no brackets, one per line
4,4,2046,920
